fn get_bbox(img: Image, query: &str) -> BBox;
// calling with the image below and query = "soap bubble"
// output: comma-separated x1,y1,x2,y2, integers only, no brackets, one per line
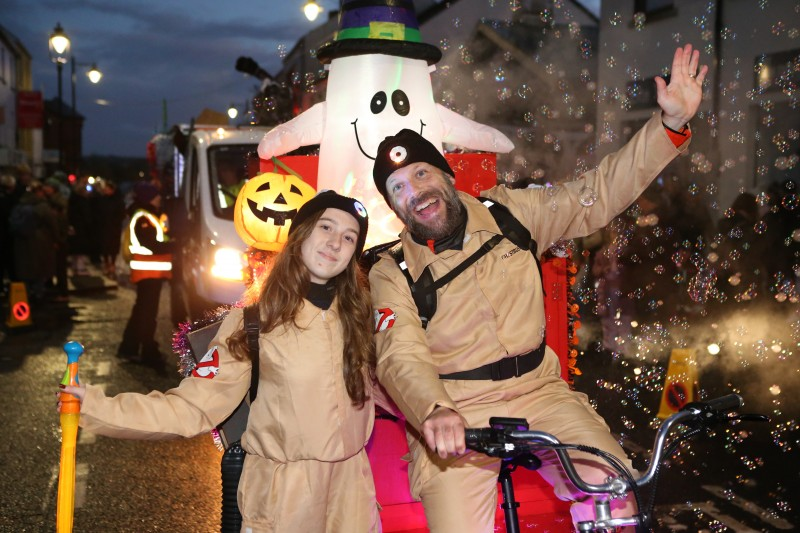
580,40,593,59
688,267,718,303
578,186,598,207
633,12,646,31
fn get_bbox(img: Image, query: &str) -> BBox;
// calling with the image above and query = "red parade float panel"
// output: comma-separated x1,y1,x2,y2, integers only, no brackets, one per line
261,154,572,532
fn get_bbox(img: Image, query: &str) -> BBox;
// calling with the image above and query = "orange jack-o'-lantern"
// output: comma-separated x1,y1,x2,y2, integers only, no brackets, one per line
234,172,316,251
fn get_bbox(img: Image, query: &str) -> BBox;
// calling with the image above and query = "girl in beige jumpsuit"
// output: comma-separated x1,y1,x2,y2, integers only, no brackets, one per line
60,191,382,533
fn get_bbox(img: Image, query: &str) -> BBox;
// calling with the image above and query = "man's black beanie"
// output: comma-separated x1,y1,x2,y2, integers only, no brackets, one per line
373,129,455,202
289,190,369,257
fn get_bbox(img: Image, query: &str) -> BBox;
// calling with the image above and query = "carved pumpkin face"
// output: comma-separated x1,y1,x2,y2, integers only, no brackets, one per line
234,172,316,251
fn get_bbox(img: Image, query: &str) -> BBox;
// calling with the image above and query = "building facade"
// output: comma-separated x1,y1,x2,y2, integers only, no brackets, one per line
0,24,39,175
596,0,799,212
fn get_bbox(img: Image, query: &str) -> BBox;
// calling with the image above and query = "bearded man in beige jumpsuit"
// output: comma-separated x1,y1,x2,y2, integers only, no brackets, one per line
368,44,708,532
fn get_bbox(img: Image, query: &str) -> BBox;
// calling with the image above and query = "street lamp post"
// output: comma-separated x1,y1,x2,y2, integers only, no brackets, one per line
49,23,70,169
70,57,102,174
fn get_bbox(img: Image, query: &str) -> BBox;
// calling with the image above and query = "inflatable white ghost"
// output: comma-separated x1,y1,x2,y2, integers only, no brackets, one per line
257,2,513,247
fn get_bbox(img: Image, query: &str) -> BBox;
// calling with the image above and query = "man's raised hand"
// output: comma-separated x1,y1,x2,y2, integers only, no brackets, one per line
656,43,708,131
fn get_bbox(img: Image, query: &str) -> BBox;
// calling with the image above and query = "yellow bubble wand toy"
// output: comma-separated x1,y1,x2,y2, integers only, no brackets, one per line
57,341,84,533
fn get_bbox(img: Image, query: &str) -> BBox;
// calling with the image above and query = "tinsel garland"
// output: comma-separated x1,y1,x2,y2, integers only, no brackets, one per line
543,240,582,388
566,252,582,387
172,305,236,377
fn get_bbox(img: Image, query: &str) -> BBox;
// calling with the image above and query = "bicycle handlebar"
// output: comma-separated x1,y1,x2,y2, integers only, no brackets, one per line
704,392,744,412
681,393,743,417
464,394,749,496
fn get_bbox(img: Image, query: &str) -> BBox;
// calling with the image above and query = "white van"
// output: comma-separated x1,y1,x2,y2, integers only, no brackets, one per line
175,125,269,319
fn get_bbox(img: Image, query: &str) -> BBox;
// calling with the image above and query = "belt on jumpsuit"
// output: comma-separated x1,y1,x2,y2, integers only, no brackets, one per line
438,342,546,381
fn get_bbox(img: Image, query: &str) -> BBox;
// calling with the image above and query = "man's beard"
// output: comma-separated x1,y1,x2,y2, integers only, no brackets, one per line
400,186,465,242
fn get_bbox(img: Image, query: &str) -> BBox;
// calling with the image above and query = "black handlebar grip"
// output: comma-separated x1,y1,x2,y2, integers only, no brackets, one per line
705,393,743,414
464,428,493,444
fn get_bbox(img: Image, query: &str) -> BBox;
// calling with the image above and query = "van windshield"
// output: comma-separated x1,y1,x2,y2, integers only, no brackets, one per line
209,145,261,220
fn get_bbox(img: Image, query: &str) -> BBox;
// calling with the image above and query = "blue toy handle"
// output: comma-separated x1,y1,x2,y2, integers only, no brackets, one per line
63,341,84,365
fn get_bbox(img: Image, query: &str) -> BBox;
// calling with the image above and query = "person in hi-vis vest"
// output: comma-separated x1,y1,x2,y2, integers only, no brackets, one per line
118,181,173,370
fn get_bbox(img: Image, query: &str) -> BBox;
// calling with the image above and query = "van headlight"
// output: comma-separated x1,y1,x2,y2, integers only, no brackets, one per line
210,247,246,281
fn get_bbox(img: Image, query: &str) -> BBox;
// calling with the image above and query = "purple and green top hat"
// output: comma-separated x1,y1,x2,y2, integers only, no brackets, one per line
316,0,442,65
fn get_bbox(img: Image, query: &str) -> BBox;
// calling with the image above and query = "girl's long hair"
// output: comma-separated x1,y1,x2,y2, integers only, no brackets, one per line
226,210,375,406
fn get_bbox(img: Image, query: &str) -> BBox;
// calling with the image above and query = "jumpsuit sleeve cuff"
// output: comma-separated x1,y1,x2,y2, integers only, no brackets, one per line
662,122,691,147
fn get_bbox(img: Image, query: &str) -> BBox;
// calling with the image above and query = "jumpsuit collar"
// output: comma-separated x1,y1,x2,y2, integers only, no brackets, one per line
409,204,468,254
306,281,335,310
399,192,504,282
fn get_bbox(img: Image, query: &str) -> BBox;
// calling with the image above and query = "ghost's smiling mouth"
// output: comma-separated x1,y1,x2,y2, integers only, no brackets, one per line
351,118,426,160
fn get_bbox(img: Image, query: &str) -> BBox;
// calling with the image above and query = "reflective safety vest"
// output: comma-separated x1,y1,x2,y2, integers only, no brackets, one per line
128,209,172,283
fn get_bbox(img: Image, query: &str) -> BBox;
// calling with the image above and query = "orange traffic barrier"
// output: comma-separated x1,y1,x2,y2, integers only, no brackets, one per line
6,281,32,327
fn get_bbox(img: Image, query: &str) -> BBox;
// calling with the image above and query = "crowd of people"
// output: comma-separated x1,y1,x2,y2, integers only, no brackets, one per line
0,163,181,374
0,164,126,303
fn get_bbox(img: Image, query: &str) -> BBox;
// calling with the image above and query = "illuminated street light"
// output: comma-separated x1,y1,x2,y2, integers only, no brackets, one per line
73,59,103,91
228,104,239,119
87,63,103,84
49,23,70,60
304,0,323,22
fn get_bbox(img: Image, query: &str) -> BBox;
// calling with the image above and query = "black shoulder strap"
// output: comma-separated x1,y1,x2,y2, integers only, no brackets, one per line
388,228,504,329
389,243,437,329
480,197,543,281
243,304,260,403
418,234,504,295
478,197,538,256
389,197,542,329
360,239,400,271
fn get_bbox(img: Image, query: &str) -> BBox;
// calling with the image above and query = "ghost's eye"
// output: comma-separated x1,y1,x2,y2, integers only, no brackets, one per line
370,91,387,114
391,90,410,116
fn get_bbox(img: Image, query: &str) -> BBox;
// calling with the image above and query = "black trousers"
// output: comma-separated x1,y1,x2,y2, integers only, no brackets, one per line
120,277,163,359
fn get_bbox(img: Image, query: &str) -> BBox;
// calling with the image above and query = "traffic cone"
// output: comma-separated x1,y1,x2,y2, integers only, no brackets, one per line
6,281,33,328
657,348,698,419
